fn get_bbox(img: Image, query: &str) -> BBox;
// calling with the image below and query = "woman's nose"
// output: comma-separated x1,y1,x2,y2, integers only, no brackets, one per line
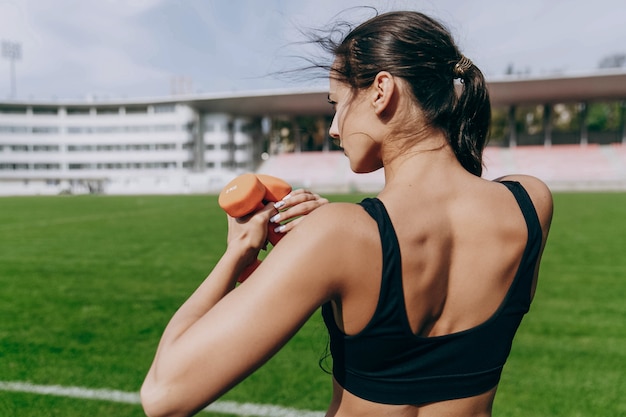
329,115,339,140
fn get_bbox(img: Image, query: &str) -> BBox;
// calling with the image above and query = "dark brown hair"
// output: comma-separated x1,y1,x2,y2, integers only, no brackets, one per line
315,11,491,176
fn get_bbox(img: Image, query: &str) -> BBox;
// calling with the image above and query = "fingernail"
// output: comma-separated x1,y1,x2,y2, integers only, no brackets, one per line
274,200,286,209
282,193,292,200
270,214,281,223
274,225,286,233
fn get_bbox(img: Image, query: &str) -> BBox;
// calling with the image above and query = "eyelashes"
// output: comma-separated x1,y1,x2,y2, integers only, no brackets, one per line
327,95,337,111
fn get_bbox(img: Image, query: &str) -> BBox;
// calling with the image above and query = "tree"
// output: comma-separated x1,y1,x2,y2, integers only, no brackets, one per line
598,53,626,69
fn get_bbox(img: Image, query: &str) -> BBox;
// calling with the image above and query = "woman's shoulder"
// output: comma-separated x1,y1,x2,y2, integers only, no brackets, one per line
296,201,377,238
493,174,554,233
495,173,550,192
266,200,381,291
277,200,380,265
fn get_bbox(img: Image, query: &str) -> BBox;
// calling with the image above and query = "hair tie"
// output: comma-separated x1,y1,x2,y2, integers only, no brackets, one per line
453,55,473,79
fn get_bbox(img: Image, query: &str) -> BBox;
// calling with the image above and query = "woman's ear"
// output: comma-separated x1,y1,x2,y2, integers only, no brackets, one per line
372,71,395,116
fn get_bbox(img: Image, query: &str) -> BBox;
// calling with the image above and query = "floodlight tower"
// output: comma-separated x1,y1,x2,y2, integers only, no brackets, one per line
2,40,21,99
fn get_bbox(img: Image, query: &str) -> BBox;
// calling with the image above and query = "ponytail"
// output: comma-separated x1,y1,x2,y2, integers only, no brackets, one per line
313,11,492,176
449,59,491,177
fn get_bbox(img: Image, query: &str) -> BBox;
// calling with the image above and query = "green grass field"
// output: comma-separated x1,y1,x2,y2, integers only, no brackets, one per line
0,192,625,417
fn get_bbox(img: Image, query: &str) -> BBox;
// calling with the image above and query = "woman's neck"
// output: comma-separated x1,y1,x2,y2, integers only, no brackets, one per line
382,131,464,187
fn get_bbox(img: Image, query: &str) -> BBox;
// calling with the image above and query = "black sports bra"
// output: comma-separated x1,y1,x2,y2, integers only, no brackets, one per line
321,181,543,405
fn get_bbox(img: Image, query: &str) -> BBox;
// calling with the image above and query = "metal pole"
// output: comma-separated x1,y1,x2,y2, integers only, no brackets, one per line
10,57,16,97
579,102,588,146
2,40,21,99
621,101,626,145
543,104,552,147
508,105,517,147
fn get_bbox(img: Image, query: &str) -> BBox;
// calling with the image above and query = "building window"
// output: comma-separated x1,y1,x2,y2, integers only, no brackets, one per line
154,104,176,113
0,125,29,134
125,125,151,133
34,163,61,170
125,106,148,114
65,124,180,134
68,145,94,151
69,163,93,170
96,107,119,115
33,145,60,152
67,126,92,134
66,107,90,115
0,106,27,114
32,126,60,134
98,126,125,133
32,107,58,115
0,163,29,170
155,143,176,150
153,124,178,132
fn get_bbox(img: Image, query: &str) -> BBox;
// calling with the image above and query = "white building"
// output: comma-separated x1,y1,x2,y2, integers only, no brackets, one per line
0,96,271,195
1,71,626,195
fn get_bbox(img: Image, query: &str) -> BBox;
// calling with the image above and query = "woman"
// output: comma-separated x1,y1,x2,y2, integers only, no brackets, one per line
141,11,553,417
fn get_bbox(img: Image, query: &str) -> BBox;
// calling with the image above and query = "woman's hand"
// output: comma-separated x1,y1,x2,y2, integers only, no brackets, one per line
226,203,275,267
270,189,329,234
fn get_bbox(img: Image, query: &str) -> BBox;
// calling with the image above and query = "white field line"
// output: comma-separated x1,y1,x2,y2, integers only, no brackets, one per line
0,381,325,417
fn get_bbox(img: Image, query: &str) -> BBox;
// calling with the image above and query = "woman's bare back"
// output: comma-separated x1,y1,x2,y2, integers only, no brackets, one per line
326,175,552,417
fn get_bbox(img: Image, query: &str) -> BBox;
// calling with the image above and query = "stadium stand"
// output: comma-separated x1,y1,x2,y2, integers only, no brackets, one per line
258,144,626,193
257,151,384,193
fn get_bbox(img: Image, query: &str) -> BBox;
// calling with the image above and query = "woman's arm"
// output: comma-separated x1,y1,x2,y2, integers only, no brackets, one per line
496,175,553,234
141,195,340,417
497,174,554,300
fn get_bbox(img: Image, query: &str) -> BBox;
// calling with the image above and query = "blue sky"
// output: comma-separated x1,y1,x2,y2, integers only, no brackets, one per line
1,0,625,100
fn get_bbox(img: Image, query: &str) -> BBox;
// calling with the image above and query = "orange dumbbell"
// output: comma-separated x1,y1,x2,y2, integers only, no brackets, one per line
218,173,292,282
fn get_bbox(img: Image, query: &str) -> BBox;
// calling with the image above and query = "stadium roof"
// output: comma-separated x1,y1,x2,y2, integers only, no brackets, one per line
486,69,626,106
181,69,626,114
3,69,626,115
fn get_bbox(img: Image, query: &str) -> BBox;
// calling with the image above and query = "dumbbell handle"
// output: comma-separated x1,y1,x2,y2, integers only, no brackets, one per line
218,174,291,283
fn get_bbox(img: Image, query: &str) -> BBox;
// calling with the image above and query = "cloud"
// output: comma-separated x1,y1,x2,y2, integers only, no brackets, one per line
1,0,625,100
0,0,170,99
